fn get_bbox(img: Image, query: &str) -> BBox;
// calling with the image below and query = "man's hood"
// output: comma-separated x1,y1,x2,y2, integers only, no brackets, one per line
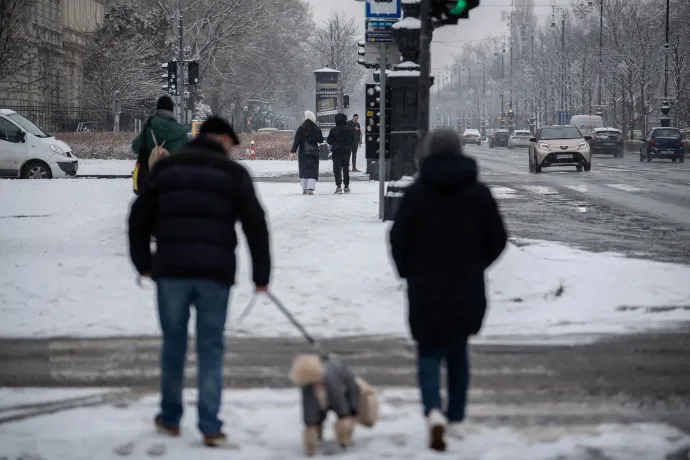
419,152,478,190
335,113,347,126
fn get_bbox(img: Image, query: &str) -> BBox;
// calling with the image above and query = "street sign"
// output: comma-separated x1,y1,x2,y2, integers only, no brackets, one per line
366,0,401,19
362,41,401,65
365,19,397,43
366,31,393,43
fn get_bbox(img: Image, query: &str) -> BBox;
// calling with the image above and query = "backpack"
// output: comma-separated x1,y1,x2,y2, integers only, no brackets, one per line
303,127,319,156
147,130,169,169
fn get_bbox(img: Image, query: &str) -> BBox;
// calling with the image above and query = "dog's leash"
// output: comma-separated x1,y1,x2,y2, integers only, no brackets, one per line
236,291,329,359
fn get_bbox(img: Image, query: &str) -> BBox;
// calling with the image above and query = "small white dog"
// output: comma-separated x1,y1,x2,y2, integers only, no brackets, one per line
289,354,379,456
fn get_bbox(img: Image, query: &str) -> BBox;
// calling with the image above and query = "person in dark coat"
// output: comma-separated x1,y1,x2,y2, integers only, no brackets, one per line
290,110,324,195
327,113,356,194
131,95,189,195
389,128,507,452
347,114,362,172
128,116,271,448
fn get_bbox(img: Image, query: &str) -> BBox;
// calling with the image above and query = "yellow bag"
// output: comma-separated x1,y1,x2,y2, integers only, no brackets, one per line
132,162,140,194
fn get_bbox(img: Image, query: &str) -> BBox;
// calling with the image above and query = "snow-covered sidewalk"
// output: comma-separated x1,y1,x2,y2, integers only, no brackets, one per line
1,179,689,342
76,159,360,178
1,387,688,459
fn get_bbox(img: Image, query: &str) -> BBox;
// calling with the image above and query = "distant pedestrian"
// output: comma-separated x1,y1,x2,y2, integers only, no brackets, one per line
347,114,362,172
327,113,356,194
389,129,507,452
131,95,189,195
290,110,324,195
128,116,271,447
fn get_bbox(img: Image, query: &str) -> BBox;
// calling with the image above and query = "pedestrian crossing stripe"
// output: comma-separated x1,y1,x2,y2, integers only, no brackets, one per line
603,184,647,192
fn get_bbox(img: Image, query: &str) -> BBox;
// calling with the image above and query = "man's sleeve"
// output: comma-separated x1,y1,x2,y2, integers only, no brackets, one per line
482,187,508,269
236,169,271,286
128,187,156,274
389,188,415,279
327,129,334,145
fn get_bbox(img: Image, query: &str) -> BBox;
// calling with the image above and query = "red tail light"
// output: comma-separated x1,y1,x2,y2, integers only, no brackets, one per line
593,136,600,141
681,139,685,147
492,136,496,140
650,139,655,146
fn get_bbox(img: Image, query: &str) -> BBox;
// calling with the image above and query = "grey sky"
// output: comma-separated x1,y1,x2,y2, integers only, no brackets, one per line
306,0,575,71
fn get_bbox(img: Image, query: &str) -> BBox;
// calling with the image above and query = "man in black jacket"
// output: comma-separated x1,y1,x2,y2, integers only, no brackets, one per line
327,113,356,194
389,129,507,452
347,114,362,172
128,116,271,447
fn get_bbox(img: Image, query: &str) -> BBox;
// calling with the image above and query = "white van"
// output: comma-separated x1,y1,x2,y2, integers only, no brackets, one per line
0,109,78,179
569,114,604,137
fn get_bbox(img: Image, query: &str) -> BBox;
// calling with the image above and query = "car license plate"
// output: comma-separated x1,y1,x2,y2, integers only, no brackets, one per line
557,154,573,159
662,150,674,154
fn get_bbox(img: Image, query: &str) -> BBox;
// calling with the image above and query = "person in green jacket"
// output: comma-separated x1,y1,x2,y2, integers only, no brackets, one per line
132,95,189,194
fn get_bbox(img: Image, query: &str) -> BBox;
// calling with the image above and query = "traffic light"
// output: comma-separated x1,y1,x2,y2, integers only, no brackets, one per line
357,40,369,68
431,0,480,26
161,61,178,95
364,83,392,160
507,108,514,118
187,61,199,85
343,94,350,109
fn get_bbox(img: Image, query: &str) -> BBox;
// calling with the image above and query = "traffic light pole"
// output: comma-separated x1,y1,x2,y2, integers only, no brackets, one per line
417,0,432,149
178,10,185,125
378,43,387,220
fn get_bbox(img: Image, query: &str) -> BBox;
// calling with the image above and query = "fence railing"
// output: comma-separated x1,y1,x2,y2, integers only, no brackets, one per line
1,104,148,133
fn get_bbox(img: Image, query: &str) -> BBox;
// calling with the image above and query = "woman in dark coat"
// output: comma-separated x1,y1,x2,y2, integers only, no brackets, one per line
290,110,324,195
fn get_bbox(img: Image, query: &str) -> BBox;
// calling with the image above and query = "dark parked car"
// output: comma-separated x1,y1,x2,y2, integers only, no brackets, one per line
639,127,685,163
489,129,510,148
589,128,624,158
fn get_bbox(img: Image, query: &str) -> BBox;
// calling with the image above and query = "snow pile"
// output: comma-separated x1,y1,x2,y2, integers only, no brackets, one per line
0,388,688,460
1,180,689,342
392,17,422,29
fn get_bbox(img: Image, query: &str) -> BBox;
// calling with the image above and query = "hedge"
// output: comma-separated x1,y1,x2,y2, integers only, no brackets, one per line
54,132,296,160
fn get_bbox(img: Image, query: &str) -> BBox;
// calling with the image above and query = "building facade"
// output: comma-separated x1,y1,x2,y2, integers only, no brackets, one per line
0,0,105,108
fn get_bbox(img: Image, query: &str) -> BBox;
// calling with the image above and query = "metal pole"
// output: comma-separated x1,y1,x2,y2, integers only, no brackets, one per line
417,0,432,148
597,0,603,106
501,51,505,117
378,43,387,220
561,19,565,114
178,10,185,125
509,40,513,109
663,0,669,100
482,61,486,137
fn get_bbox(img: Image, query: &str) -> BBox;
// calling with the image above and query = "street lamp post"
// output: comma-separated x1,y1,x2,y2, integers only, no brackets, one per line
597,0,604,109
660,0,671,127
551,7,566,121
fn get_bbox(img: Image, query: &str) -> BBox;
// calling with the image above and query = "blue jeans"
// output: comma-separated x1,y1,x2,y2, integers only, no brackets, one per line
156,278,230,435
417,340,470,423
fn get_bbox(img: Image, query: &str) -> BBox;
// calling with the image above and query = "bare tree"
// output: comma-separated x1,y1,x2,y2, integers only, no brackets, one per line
312,9,367,111
0,0,38,93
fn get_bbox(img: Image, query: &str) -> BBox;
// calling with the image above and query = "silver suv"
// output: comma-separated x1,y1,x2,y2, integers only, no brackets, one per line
528,125,592,173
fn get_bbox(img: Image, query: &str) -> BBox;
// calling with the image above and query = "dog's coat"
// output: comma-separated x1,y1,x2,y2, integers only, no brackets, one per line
290,354,380,456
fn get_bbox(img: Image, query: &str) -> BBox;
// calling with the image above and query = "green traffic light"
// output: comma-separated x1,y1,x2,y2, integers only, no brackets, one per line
450,0,467,14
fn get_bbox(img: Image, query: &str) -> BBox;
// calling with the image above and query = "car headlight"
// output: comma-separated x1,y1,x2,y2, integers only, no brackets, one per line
538,143,551,150
577,142,587,150
50,144,66,155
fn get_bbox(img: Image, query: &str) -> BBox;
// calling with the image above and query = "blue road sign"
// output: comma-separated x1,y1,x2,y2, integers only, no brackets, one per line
366,0,402,19
365,19,396,43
